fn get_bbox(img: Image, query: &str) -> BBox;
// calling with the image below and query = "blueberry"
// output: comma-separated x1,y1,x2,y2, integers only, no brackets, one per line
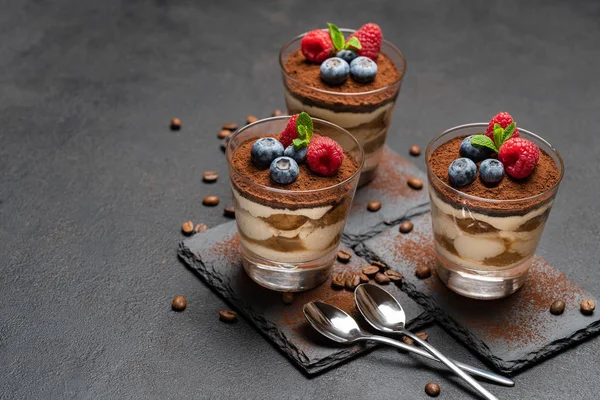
251,137,284,169
320,57,350,85
448,157,477,187
349,56,378,83
336,49,358,64
459,135,490,162
270,156,299,185
479,159,505,184
284,145,308,164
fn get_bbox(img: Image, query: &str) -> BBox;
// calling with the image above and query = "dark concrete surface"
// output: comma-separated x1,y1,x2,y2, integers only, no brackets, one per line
1,0,599,399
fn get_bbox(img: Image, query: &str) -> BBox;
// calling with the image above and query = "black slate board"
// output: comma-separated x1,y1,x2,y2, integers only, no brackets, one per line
178,221,431,375
359,213,600,374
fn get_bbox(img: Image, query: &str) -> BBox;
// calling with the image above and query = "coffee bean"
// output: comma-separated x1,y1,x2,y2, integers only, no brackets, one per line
550,300,566,315
407,177,424,190
272,109,283,117
367,200,382,212
332,273,345,289
362,265,380,277
170,117,182,130
345,274,360,291
246,115,258,124
425,382,440,397
222,122,238,131
203,196,219,206
219,309,238,322
409,145,421,157
181,221,194,235
399,221,414,234
194,223,208,233
374,272,391,284
172,296,187,311
371,261,387,271
203,171,219,183
415,265,431,279
415,332,429,341
385,269,403,281
581,299,595,315
336,250,352,263
282,292,294,305
402,336,414,345
359,273,370,283
218,129,232,139
224,206,235,218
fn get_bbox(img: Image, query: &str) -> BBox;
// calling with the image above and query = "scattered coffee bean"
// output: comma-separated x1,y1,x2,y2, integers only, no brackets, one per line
282,292,294,305
367,200,382,212
194,223,208,233
359,273,370,283
362,265,380,277
246,115,258,124
219,309,238,322
224,206,235,218
203,196,219,206
181,221,194,235
550,300,566,315
203,171,219,183
332,273,345,289
580,299,596,315
218,129,232,139
409,145,421,157
345,274,360,291
415,265,432,279
344,274,355,290
171,296,187,311
371,261,387,271
170,117,182,130
222,122,238,131
399,221,414,234
415,332,429,341
272,109,283,117
374,272,391,284
425,382,440,397
385,269,403,281
407,177,424,190
401,336,414,345
336,250,352,263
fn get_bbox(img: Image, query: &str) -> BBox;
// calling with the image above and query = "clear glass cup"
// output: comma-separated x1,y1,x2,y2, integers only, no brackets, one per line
279,29,406,187
226,116,364,292
426,123,564,299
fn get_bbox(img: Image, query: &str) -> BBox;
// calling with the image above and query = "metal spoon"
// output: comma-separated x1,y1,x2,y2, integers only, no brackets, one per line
303,301,514,387
355,284,500,400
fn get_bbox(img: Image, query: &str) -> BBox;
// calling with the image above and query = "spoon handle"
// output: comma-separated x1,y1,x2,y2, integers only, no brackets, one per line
404,331,498,400
365,335,514,387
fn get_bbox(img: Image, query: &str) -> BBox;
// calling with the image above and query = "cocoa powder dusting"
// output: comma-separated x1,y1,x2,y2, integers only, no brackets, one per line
428,136,560,214
284,49,403,111
230,134,359,209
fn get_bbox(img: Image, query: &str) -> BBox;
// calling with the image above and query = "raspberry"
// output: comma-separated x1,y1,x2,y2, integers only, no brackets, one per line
498,138,540,179
307,136,344,176
486,112,520,139
279,115,298,148
301,30,334,63
347,23,383,60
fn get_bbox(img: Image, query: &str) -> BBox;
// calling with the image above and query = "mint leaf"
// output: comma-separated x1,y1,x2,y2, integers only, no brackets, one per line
293,138,309,149
502,122,516,143
296,112,313,136
297,125,308,140
493,123,504,149
345,36,362,50
470,135,498,153
328,23,345,51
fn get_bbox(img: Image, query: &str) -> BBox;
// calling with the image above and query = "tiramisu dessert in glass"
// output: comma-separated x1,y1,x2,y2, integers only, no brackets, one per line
226,112,363,292
279,22,406,187
426,112,564,299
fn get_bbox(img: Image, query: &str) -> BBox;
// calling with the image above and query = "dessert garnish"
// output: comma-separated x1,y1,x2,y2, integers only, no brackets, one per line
251,137,284,169
447,112,541,187
270,156,299,184
300,29,334,63
349,56,378,83
347,23,383,60
320,57,350,85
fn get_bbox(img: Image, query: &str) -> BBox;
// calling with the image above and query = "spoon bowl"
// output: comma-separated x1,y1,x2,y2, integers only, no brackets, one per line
303,301,363,343
354,283,408,332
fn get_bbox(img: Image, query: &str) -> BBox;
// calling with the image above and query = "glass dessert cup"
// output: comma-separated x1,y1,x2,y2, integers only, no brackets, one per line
226,117,364,292
426,123,564,300
279,29,406,187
